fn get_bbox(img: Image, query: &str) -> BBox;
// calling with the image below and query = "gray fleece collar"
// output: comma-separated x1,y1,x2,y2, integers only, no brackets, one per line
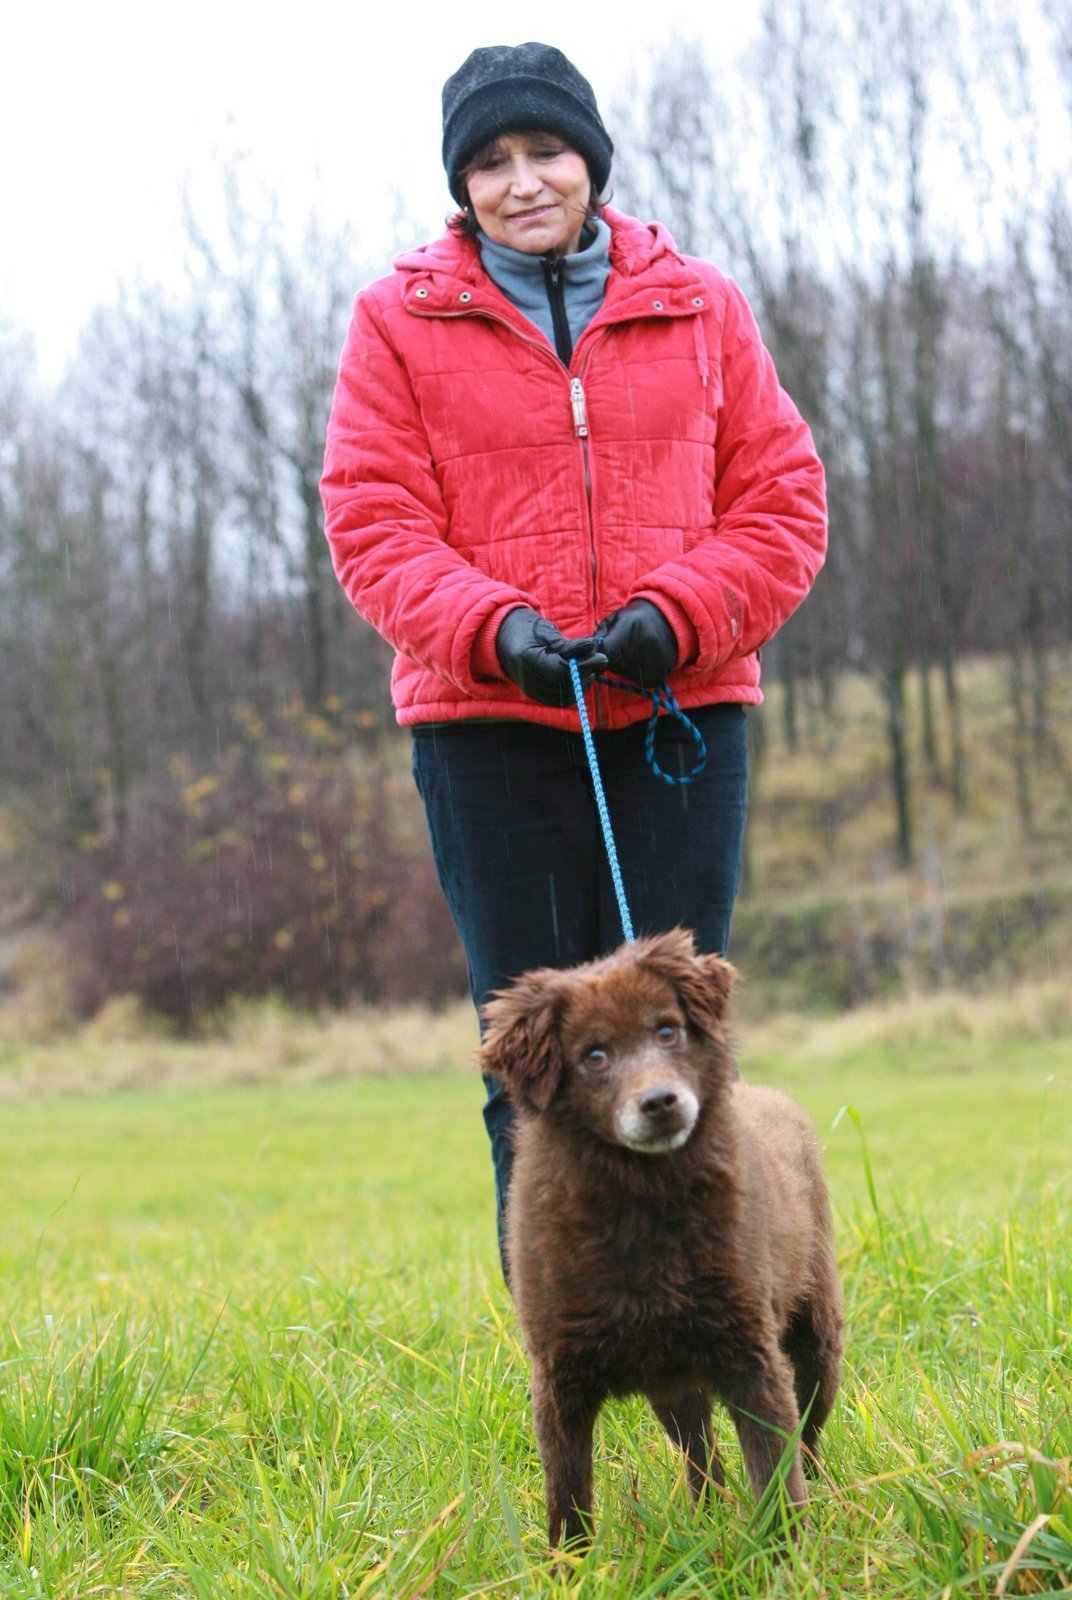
478,217,611,353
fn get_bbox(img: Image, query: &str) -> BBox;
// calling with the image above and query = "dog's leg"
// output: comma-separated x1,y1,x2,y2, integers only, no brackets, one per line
648,1386,722,1500
782,1297,842,1466
530,1362,600,1549
725,1353,808,1526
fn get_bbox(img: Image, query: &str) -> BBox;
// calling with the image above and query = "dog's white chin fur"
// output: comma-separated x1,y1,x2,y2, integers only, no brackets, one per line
615,1091,699,1155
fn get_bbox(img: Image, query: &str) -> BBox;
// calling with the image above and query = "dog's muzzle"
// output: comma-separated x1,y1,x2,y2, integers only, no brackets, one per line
615,1083,700,1153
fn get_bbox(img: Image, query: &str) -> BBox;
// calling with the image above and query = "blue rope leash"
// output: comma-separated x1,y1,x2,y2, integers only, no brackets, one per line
568,660,708,945
570,658,635,943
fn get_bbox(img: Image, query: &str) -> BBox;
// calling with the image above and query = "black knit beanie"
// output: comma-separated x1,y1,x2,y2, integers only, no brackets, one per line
442,43,613,203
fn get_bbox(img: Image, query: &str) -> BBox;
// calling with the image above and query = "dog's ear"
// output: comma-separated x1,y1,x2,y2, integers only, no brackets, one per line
636,928,736,1038
478,970,568,1112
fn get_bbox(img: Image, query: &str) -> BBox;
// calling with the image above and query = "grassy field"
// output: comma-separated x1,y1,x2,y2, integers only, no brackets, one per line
2,997,1070,1598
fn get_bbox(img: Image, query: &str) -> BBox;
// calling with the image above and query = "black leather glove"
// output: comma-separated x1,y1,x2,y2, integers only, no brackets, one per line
495,608,607,707
597,599,678,687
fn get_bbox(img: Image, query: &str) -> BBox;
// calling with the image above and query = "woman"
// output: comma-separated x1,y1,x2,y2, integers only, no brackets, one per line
321,43,827,1261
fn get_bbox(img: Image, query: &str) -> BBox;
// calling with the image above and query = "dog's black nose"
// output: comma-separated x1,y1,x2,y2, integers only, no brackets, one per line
639,1086,680,1119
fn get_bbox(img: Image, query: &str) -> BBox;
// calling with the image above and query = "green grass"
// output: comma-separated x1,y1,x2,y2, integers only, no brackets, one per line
1,1018,1070,1597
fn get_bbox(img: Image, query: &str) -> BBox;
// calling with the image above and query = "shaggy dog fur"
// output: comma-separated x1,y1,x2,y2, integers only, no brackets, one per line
479,928,843,1551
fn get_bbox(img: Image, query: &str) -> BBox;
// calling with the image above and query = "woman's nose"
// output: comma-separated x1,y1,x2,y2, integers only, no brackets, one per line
509,158,542,195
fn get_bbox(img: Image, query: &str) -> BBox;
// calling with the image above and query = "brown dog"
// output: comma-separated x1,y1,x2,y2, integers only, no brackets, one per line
479,928,843,1551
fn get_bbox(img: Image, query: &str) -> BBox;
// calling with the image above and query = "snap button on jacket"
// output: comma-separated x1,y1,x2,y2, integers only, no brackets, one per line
321,207,828,730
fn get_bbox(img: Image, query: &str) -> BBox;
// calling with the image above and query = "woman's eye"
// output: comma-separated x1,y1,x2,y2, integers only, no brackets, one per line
583,1046,609,1072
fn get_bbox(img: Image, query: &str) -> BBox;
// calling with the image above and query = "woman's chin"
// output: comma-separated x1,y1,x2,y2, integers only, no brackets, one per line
498,214,579,256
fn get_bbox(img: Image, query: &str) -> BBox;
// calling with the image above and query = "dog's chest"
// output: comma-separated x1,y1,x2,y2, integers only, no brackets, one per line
527,1205,753,1390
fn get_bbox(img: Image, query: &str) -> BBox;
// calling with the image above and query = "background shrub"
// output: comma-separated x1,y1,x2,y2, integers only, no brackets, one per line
63,701,466,1026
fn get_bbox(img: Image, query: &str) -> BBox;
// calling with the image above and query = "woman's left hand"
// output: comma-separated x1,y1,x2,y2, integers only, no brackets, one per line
597,600,678,687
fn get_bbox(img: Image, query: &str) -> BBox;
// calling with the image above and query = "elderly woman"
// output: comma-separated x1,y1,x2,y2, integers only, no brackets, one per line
321,42,827,1264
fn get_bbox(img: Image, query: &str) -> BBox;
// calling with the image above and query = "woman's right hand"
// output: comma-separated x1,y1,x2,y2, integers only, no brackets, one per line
495,608,607,707
596,599,678,688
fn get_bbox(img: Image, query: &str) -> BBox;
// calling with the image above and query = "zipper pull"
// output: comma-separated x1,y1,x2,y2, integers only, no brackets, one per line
570,376,588,437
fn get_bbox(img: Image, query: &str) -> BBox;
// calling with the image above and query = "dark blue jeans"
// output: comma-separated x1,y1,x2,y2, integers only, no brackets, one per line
411,705,749,1264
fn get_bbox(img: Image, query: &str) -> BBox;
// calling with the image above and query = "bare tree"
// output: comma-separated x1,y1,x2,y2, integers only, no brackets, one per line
183,170,366,707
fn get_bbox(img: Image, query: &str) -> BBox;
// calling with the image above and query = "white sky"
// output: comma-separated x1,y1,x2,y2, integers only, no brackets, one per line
2,0,765,382
4,2,1066,384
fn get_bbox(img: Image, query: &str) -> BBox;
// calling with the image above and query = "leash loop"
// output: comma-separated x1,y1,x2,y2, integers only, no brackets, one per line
595,673,707,786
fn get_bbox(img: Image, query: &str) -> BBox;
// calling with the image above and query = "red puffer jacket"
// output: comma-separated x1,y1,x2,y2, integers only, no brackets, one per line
321,206,827,729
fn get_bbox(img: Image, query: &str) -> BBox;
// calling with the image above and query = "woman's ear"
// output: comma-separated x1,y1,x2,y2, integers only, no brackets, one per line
478,969,569,1112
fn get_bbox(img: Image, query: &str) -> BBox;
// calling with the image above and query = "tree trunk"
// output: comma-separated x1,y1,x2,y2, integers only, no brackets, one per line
882,663,914,869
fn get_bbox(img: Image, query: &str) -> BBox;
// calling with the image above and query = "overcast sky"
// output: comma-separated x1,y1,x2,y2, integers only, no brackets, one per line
5,1,1066,384
3,0,770,381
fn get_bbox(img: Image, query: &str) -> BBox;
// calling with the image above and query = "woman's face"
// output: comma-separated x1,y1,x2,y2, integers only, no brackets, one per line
464,133,592,257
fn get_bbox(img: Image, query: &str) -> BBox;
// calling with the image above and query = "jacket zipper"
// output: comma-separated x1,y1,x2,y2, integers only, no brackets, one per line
569,376,588,437
568,370,607,727
412,298,608,721
542,258,574,366
569,338,614,724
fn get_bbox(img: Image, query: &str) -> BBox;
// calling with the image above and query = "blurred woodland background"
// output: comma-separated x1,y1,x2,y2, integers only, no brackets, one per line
1,0,1070,1031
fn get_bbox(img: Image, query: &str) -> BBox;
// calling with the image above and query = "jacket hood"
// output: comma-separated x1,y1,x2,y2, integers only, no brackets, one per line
393,207,693,284
392,207,707,320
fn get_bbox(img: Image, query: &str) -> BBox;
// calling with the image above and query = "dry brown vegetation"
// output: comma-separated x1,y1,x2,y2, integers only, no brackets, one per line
1,653,1068,1056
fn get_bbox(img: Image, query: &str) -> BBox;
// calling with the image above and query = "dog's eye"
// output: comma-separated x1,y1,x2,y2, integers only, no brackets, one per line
583,1046,610,1072
655,1023,682,1047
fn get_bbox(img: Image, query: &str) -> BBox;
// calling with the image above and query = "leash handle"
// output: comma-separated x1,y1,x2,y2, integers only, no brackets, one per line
569,658,635,944
596,673,707,786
